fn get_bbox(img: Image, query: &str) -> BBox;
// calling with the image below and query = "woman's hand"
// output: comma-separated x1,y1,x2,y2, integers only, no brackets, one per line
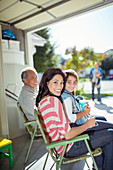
65,116,96,140
86,117,96,129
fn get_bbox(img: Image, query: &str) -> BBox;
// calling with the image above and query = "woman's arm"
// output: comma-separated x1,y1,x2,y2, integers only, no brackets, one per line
65,117,96,140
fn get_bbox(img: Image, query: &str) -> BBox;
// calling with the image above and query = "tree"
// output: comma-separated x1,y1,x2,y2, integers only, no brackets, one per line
64,46,104,73
33,28,59,73
101,54,113,76
64,46,82,71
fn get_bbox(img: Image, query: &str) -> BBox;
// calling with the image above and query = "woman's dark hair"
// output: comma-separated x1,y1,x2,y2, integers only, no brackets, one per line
36,68,65,107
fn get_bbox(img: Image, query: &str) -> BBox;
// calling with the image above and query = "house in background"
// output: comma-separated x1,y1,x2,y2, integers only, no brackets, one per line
103,49,113,79
79,48,113,78
104,49,113,56
1,0,113,139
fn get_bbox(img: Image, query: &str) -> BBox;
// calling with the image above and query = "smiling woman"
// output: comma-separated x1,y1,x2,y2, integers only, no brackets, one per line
47,74,64,96
36,68,66,104
35,67,113,170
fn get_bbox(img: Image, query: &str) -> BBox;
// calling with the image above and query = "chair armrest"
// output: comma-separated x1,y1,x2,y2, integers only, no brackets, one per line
24,121,37,126
46,134,89,149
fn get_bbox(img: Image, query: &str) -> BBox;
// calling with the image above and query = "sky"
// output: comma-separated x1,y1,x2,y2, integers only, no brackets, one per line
49,4,113,59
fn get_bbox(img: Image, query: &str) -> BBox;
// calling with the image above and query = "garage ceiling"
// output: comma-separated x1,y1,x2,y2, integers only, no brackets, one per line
0,0,113,32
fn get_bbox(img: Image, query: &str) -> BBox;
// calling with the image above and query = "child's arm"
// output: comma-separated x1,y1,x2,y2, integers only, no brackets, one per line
76,104,90,121
63,97,76,123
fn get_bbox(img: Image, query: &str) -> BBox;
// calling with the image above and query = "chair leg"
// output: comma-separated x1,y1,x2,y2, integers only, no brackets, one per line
8,144,14,168
56,163,59,170
85,159,91,170
24,125,38,163
85,139,98,170
43,152,49,170
57,145,67,170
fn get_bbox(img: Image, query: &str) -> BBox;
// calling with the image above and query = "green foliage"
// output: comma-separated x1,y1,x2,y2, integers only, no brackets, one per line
79,77,89,82
82,93,113,100
101,54,113,71
75,79,84,96
75,88,84,96
33,28,59,73
64,47,81,71
100,53,113,77
64,46,104,73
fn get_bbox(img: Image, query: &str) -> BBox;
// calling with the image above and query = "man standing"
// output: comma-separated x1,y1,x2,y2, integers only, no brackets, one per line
18,67,38,121
89,62,103,103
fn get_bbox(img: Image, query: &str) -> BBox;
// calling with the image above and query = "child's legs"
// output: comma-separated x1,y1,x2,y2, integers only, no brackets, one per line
91,115,107,121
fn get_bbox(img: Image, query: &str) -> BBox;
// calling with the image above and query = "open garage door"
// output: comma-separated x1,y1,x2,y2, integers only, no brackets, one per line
0,0,113,32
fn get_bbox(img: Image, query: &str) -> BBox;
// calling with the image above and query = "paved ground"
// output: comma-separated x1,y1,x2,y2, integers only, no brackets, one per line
89,96,113,123
79,80,113,93
84,95,113,170
25,96,113,170
1,96,113,170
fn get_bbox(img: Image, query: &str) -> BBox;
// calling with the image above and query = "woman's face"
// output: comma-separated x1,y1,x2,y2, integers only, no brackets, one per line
47,74,64,96
65,75,77,93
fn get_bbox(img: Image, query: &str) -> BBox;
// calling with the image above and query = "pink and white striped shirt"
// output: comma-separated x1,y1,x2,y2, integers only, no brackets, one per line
38,96,73,155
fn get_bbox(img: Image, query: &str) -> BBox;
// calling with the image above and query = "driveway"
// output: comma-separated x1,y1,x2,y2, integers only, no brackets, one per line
89,96,113,122
79,80,113,93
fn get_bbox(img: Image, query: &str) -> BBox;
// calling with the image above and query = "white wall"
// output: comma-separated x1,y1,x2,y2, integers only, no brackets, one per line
1,25,45,139
4,64,29,139
0,25,9,138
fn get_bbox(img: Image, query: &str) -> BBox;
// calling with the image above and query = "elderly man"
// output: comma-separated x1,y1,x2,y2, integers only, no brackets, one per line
18,67,38,121
89,62,103,103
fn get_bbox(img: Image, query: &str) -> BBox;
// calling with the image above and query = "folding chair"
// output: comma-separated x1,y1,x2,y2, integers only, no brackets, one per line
34,108,102,170
17,102,41,163
0,137,14,168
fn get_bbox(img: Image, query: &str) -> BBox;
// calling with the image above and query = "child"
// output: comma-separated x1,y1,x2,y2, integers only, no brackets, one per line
62,69,106,127
62,69,90,125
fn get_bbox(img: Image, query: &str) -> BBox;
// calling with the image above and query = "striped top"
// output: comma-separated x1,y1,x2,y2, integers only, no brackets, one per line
38,96,73,155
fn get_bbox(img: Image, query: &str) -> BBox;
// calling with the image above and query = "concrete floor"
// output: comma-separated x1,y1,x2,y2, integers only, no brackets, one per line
0,133,87,170
1,96,113,170
0,134,46,170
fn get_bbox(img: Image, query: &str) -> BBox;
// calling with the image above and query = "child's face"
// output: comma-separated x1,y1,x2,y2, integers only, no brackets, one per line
65,75,77,93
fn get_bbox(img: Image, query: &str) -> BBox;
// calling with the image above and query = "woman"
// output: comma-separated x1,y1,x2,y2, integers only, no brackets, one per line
36,67,113,170
62,69,113,132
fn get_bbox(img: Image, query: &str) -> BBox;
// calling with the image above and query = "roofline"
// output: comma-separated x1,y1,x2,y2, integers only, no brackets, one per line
26,0,113,33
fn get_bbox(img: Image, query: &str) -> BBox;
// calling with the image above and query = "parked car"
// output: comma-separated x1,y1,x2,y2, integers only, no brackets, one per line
107,69,113,79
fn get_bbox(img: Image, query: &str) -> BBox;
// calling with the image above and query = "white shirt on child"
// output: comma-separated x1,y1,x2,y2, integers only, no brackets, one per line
63,97,77,123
